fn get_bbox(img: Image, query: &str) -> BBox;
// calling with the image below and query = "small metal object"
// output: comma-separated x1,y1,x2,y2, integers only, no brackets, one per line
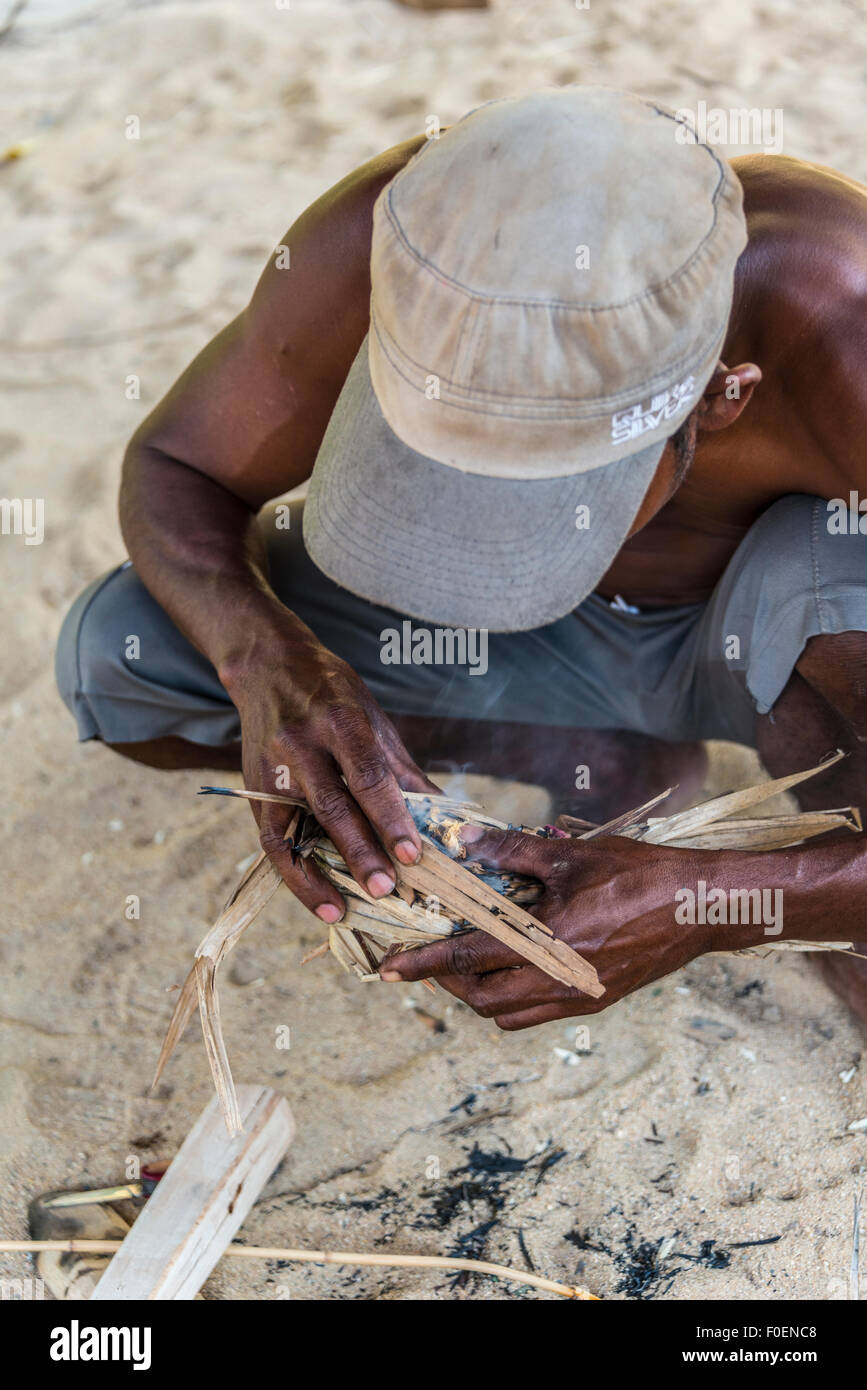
41,1161,168,1209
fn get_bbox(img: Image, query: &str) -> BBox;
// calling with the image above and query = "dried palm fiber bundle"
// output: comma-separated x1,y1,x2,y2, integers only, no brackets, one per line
155,750,859,1133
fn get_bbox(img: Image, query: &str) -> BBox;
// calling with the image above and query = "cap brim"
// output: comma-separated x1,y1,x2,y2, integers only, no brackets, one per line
303,339,663,633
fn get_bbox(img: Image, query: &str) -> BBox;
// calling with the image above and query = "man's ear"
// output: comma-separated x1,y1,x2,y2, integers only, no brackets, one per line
695,361,761,433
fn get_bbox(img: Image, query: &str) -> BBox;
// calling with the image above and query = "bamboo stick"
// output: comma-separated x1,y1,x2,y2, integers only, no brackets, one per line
0,1239,596,1300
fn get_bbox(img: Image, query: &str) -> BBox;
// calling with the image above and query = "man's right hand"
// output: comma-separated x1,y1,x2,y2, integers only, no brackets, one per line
225,630,440,923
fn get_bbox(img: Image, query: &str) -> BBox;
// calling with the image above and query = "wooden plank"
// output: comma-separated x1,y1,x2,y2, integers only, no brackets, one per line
91,1087,294,1300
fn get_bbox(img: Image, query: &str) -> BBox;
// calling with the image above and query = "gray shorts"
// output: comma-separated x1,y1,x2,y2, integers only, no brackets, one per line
56,494,867,750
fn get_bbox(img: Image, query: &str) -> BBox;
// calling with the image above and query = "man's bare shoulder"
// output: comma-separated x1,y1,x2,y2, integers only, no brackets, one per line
733,155,866,483
735,154,867,289
247,133,428,367
132,134,428,504
306,133,428,231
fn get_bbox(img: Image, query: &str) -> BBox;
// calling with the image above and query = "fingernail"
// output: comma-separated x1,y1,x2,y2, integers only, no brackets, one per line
315,903,342,923
367,870,395,898
381,969,402,982
459,824,484,843
394,838,419,864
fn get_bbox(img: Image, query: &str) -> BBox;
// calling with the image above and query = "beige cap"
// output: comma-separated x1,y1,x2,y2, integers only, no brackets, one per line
305,86,747,631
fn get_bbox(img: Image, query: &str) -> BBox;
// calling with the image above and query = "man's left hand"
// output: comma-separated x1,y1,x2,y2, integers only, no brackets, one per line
380,827,711,1029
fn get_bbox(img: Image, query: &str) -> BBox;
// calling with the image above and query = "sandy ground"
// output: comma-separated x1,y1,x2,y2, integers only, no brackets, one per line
2,0,866,1301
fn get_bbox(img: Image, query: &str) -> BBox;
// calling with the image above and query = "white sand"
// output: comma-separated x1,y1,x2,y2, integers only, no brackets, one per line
1,0,865,1300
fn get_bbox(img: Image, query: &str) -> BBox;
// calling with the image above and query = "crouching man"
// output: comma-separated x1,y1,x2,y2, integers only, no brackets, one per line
57,89,867,1028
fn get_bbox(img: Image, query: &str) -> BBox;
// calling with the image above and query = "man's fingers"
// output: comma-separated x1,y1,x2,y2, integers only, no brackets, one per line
464,966,556,1017
380,929,523,982
409,967,513,1011
460,826,568,880
494,1002,579,1031
299,754,401,900
427,963,565,1019
423,971,476,1007
379,727,442,798
361,740,443,816
257,799,345,923
331,718,425,867
395,762,442,797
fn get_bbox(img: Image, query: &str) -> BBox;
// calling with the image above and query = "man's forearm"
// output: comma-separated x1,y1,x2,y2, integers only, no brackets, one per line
689,835,865,950
120,444,316,689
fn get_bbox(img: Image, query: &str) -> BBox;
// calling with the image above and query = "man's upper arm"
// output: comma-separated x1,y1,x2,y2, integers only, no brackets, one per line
780,178,867,482
130,135,426,509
